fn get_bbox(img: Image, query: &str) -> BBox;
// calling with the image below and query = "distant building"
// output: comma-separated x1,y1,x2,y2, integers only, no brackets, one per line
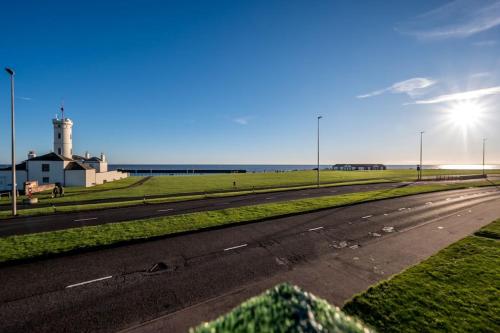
0,108,127,191
332,164,387,171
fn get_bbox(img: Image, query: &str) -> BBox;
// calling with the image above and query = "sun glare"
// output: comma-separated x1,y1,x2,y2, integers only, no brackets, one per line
447,101,482,128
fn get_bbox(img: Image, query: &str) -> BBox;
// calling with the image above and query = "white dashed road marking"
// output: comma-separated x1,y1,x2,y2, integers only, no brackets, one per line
398,208,406,211
157,209,174,212
73,217,98,222
308,226,324,232
361,215,373,219
66,276,112,289
224,244,248,251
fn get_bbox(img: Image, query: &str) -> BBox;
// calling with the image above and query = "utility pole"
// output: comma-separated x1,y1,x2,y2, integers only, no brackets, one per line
317,116,323,188
419,131,424,181
483,138,487,177
5,67,16,216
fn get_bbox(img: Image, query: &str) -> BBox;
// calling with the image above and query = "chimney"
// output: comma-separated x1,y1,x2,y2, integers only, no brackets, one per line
85,151,90,159
28,150,37,159
100,153,106,162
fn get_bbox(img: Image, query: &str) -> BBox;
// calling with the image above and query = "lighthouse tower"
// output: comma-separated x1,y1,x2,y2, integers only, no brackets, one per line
53,105,73,159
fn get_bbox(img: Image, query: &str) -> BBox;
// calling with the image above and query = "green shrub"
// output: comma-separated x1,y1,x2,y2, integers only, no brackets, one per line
191,283,374,333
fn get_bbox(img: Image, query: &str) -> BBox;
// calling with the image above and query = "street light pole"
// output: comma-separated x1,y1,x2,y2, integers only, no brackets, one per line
317,116,323,188
5,67,16,216
482,138,487,177
419,131,424,181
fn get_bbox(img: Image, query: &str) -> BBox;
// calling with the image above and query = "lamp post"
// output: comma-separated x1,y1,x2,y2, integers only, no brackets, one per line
5,67,16,216
482,138,487,177
317,116,322,188
419,131,424,181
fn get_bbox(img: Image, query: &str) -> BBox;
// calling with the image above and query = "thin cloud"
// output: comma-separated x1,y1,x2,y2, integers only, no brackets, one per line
473,40,498,46
18,96,32,101
396,0,500,40
470,72,492,78
233,117,250,125
357,77,436,99
410,86,500,104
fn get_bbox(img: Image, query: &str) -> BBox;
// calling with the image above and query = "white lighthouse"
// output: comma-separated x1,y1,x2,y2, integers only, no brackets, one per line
52,105,73,159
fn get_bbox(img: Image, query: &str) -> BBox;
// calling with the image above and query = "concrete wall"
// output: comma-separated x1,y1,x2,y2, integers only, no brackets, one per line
0,170,28,192
65,169,96,187
26,160,69,185
95,170,128,185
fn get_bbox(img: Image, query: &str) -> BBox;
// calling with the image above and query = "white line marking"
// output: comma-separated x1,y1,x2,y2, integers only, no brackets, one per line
73,217,98,222
265,197,274,200
157,209,174,212
361,215,373,219
383,213,389,216
224,244,248,251
66,275,112,288
308,226,324,231
398,208,406,211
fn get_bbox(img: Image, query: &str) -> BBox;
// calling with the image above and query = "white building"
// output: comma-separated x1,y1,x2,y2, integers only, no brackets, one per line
0,112,127,191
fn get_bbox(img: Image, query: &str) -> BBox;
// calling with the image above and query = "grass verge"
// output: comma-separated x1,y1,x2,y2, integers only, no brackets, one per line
191,283,373,333
0,182,498,264
2,169,498,206
343,219,500,333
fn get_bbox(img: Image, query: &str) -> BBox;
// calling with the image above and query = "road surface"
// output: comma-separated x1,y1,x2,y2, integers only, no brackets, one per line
0,186,499,332
0,181,407,236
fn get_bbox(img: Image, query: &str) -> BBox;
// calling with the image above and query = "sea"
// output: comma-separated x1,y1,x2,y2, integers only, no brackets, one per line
2,163,498,176
108,164,500,176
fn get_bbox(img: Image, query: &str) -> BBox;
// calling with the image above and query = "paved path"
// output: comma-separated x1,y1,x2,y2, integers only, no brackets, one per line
0,187,499,332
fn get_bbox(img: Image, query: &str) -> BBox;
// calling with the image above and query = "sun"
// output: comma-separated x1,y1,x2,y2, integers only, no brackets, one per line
447,101,483,128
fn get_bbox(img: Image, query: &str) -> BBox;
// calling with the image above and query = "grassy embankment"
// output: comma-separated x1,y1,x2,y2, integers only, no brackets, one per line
1,169,498,218
3,169,498,205
191,283,373,333
1,181,498,264
343,219,500,333
190,220,500,332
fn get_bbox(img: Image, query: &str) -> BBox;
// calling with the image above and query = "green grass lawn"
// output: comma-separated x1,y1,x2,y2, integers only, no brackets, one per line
343,219,500,333
1,169,498,207
191,283,373,333
0,181,498,263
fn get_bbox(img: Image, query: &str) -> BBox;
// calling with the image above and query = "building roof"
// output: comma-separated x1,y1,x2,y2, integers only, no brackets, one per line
65,161,94,171
28,152,73,162
0,161,27,171
72,154,102,162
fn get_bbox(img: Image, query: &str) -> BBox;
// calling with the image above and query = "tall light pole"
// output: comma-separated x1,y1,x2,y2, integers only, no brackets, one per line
5,67,16,216
317,115,322,188
482,138,487,177
419,131,424,181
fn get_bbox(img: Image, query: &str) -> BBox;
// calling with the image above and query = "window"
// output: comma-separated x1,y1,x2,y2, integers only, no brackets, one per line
42,164,50,172
42,177,49,184
58,148,61,154
58,133,61,139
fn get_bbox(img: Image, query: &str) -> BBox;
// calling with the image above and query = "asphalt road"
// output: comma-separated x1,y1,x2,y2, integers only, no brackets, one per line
0,186,499,332
0,181,408,236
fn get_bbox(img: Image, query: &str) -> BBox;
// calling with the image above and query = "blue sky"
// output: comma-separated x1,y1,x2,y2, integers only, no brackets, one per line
0,0,499,165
